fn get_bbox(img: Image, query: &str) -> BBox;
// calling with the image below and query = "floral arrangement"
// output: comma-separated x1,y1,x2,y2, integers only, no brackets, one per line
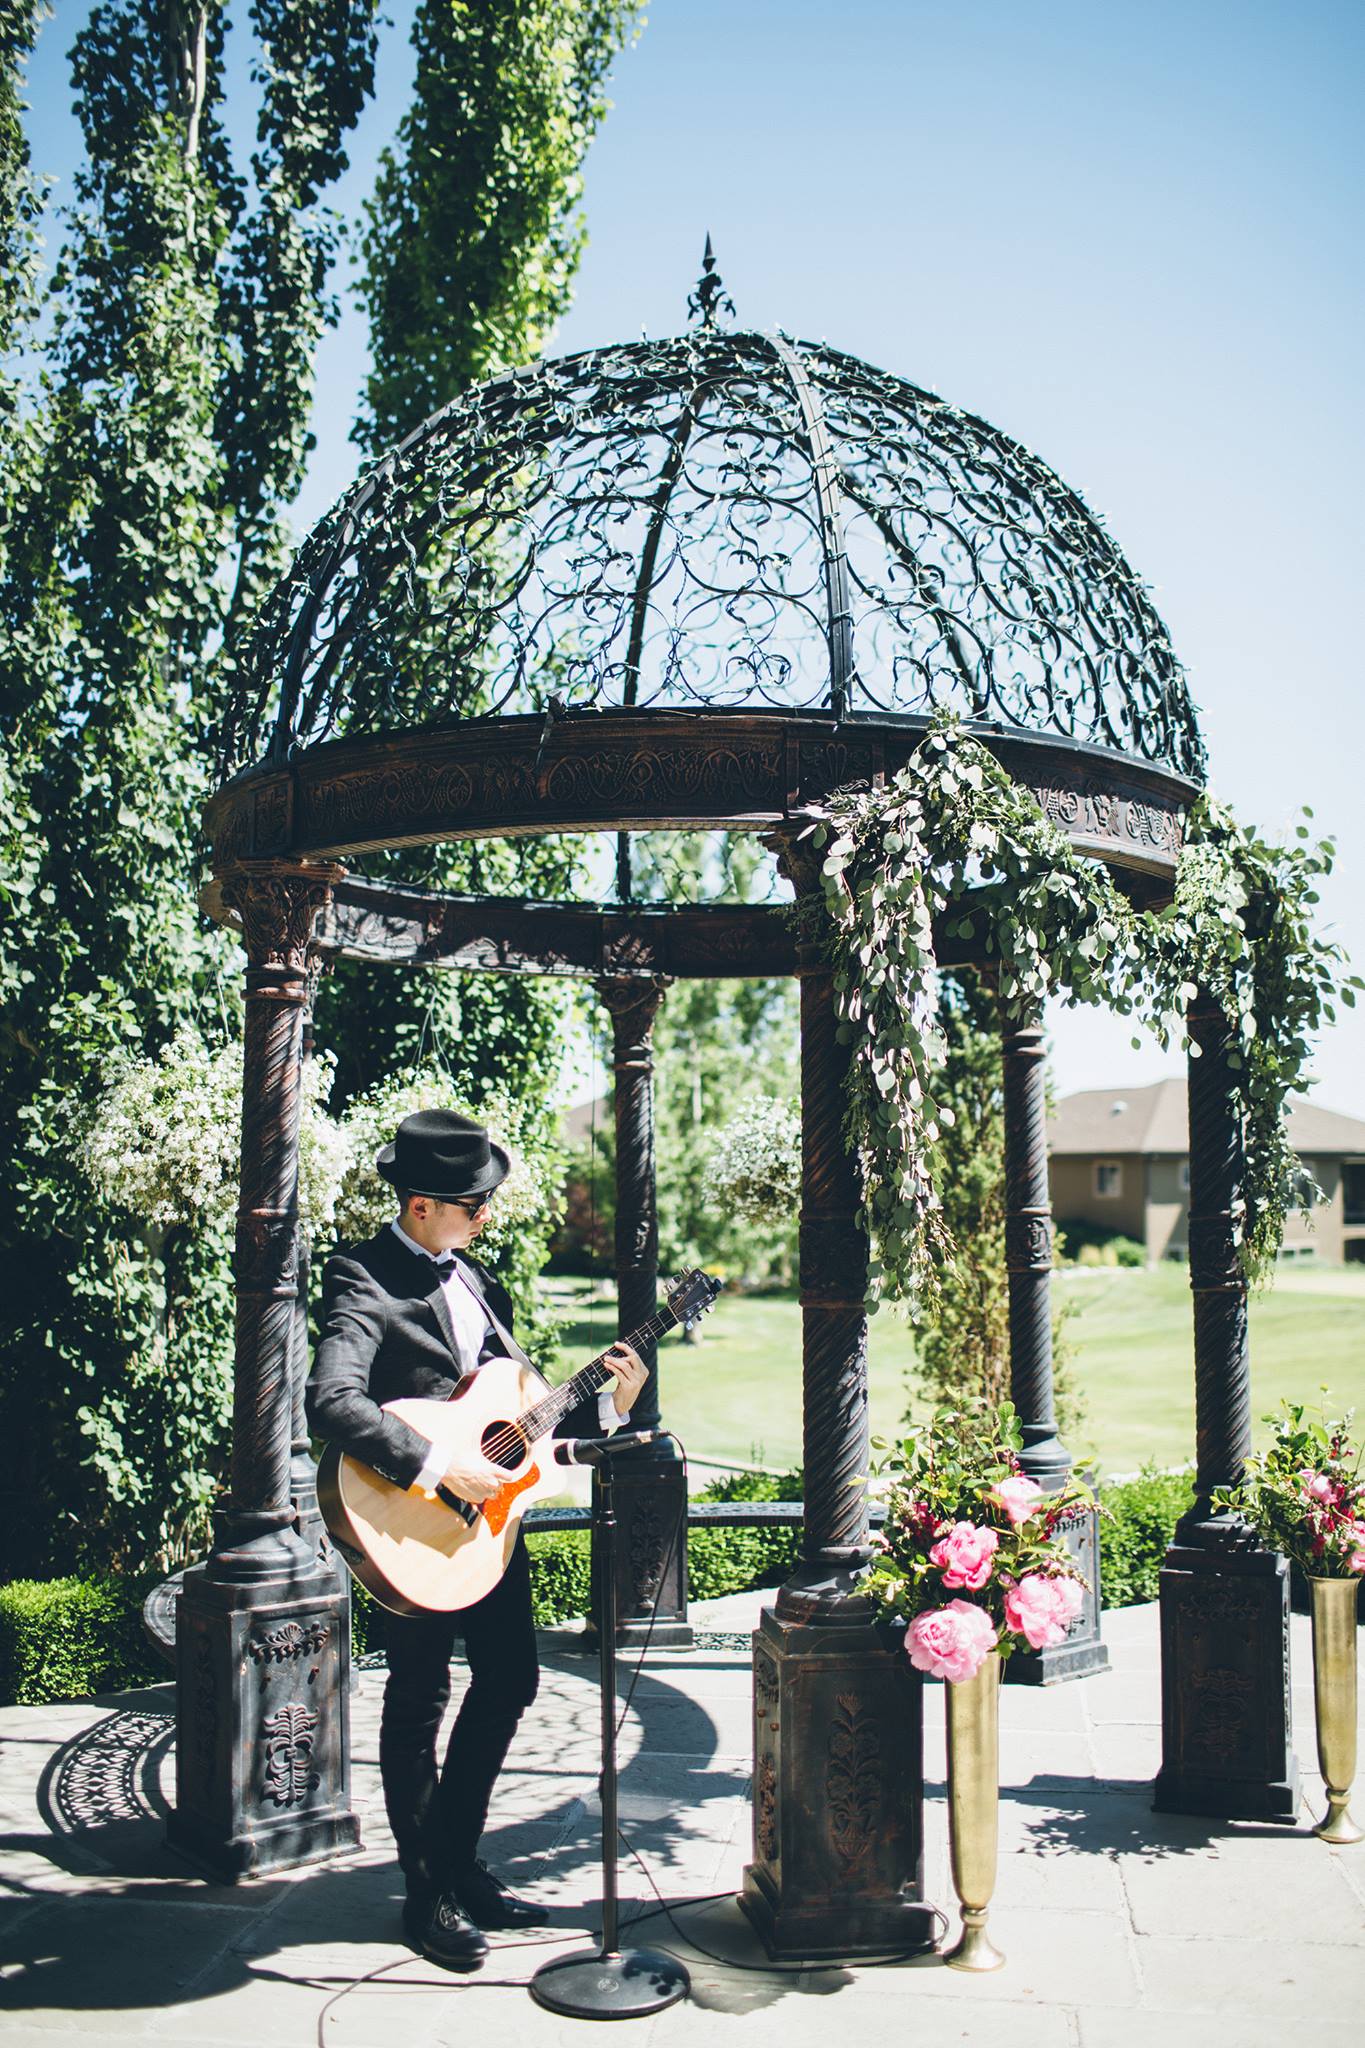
79,1026,348,1235
1213,1399,1365,1579
866,1401,1095,1682
333,1067,562,1256
700,1095,802,1224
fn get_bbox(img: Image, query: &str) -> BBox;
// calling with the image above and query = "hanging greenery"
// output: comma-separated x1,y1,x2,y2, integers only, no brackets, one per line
806,714,1359,1311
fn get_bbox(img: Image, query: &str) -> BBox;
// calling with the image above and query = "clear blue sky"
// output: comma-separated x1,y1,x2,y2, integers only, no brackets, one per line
21,0,1365,1110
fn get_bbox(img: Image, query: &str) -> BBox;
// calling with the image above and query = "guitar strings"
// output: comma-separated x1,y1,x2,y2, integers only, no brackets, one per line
477,1306,680,1468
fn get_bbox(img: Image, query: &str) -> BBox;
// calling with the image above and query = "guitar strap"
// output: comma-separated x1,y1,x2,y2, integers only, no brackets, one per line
451,1255,535,1378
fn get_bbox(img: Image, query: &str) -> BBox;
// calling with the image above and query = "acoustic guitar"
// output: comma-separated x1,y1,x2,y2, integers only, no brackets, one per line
317,1268,722,1616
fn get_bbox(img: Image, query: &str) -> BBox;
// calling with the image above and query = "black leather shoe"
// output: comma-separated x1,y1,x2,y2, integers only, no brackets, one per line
404,1890,489,1968
451,1858,550,1929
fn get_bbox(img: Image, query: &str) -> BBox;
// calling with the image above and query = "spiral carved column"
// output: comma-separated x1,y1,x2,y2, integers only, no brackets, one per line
290,955,343,1584
1153,988,1298,1820
170,860,361,1881
591,975,690,1648
1001,1007,1107,1684
741,828,931,1961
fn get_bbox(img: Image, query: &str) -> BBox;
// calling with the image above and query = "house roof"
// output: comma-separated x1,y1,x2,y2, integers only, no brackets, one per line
1049,1079,1365,1158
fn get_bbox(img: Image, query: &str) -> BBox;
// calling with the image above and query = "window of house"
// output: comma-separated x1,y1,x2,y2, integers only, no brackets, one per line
1094,1161,1122,1199
1179,1161,1190,1192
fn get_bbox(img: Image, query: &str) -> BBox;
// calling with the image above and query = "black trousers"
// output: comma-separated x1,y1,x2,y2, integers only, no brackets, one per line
379,1532,539,1892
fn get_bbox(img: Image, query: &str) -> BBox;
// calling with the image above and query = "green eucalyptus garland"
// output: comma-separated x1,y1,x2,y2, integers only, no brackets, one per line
806,715,1359,1310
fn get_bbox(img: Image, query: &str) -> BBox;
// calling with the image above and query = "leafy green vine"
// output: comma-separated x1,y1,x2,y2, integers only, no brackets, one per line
806,714,1358,1310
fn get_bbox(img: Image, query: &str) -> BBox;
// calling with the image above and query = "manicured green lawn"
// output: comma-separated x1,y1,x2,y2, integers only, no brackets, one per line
544,1264,1365,1481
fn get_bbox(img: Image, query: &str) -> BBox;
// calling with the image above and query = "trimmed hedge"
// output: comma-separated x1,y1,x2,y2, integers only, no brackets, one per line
687,1467,803,1600
2,1466,1201,1702
1100,1467,1194,1608
0,1577,158,1706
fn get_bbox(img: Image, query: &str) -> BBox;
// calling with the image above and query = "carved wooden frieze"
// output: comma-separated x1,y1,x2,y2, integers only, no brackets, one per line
1027,779,1182,857
208,712,1193,880
247,1620,329,1665
826,1694,881,1870
754,1752,778,1865
261,1701,321,1808
1187,1666,1255,1763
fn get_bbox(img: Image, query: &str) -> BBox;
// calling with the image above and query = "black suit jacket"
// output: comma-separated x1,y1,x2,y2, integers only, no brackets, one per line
306,1226,600,1490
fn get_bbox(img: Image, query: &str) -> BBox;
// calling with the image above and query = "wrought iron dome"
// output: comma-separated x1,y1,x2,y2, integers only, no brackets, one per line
220,256,1205,783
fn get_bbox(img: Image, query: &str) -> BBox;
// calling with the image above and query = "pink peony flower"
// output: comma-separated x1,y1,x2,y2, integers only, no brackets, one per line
929,1521,1000,1592
1348,1550,1365,1576
988,1475,1045,1528
1004,1573,1085,1650
1300,1470,1335,1503
906,1600,998,1683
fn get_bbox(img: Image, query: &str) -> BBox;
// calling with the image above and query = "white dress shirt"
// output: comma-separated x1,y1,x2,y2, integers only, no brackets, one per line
389,1219,623,1496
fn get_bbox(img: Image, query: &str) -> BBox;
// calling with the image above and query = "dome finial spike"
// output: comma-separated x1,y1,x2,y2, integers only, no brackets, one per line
687,232,735,329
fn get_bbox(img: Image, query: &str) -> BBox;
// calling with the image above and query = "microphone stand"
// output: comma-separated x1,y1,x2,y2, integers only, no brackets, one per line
529,1434,690,2019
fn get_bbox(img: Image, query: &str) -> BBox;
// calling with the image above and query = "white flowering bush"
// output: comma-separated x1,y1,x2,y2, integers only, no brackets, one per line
79,1026,348,1236
701,1096,802,1224
334,1067,563,1254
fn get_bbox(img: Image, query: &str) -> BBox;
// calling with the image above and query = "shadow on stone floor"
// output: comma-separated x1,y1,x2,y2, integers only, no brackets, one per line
998,1777,1302,1860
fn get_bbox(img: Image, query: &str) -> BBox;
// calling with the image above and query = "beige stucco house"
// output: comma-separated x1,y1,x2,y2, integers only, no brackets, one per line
1048,1079,1365,1263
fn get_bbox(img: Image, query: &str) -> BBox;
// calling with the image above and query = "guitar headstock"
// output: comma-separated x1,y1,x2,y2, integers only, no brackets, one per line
663,1268,723,1326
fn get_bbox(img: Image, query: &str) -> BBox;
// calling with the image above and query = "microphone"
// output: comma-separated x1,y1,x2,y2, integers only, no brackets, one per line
553,1430,668,1466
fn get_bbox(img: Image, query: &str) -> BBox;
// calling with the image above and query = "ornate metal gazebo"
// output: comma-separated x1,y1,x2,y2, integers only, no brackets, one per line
170,251,1297,1945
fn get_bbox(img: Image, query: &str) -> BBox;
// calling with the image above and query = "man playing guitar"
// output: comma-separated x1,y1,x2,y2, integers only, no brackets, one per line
306,1108,647,1969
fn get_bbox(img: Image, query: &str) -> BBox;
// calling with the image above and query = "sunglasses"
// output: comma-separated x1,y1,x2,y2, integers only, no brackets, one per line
451,1192,495,1218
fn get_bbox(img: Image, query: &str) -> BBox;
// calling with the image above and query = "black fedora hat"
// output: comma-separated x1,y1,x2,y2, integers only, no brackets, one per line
376,1110,510,1201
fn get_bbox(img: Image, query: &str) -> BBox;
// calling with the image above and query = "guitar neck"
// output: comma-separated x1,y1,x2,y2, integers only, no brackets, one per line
521,1303,681,1443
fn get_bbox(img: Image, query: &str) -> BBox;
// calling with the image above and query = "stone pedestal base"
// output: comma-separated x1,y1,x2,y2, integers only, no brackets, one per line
1153,1535,1300,1821
168,1562,361,1881
739,1597,935,1959
589,1451,692,1650
1006,1494,1110,1686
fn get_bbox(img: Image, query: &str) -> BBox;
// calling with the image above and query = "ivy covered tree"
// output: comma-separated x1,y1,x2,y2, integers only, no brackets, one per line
0,0,378,1578
356,0,644,449
0,0,646,1578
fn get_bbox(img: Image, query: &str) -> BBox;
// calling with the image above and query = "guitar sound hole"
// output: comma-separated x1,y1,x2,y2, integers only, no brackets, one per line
483,1421,528,1472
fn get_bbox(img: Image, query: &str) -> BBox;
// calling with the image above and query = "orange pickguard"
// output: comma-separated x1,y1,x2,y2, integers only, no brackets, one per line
481,1460,542,1536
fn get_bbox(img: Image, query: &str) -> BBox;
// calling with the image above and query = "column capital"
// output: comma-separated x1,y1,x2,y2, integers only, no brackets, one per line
766,820,823,895
218,860,344,983
594,973,671,1058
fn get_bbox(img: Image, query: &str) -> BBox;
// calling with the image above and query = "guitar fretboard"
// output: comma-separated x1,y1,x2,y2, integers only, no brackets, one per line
521,1306,680,1443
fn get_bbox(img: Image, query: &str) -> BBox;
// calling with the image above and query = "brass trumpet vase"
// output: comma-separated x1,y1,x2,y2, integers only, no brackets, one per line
1309,1576,1363,1846
944,1652,1005,1971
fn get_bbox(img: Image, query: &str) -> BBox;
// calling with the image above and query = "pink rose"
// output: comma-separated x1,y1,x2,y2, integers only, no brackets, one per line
1348,1551,1365,1577
988,1475,1045,1528
1301,1470,1335,1503
929,1521,1000,1592
906,1599,998,1683
1004,1573,1085,1650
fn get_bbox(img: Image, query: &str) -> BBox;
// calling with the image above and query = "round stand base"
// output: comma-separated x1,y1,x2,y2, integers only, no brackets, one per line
529,1947,690,2019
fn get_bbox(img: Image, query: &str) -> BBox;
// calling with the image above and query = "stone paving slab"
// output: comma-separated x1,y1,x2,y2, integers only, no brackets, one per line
0,1600,1360,2047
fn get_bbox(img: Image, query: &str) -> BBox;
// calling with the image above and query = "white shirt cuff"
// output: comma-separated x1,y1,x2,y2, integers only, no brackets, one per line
411,1439,448,1499
598,1392,627,1433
